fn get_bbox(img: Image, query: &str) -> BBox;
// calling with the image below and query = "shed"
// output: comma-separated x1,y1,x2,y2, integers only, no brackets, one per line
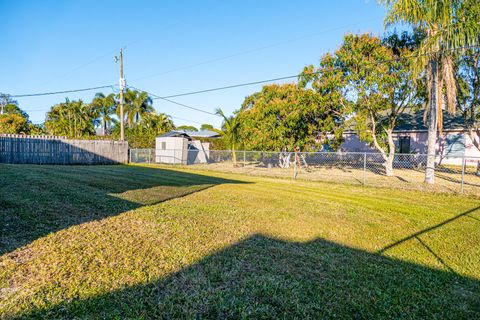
155,131,211,164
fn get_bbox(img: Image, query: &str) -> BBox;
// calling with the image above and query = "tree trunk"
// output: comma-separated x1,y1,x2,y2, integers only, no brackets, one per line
231,143,237,166
425,57,439,184
384,129,395,177
385,156,394,176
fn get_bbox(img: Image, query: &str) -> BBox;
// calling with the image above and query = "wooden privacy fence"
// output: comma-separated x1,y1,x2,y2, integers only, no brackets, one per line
0,135,128,164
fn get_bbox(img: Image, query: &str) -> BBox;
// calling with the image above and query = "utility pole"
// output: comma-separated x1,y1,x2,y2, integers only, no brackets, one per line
117,48,125,141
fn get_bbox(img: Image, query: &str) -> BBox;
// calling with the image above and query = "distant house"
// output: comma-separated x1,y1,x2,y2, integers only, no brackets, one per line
341,109,480,165
155,130,217,164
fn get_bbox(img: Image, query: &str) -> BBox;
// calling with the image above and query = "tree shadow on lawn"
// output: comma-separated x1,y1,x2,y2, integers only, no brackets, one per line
17,234,480,319
0,164,248,254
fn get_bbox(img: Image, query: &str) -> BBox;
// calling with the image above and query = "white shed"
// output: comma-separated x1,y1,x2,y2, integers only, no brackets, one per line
155,131,211,164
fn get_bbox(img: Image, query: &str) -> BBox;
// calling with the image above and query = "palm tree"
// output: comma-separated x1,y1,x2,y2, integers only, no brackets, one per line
122,89,154,127
381,0,479,184
45,99,98,138
140,112,174,132
91,93,116,135
215,108,241,166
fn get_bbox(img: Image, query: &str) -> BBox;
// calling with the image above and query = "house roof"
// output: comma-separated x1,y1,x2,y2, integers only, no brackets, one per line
394,109,466,132
158,131,192,140
157,130,221,139
183,130,221,138
346,108,467,133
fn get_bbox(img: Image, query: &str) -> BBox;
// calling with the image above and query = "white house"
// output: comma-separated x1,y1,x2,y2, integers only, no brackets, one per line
340,109,480,166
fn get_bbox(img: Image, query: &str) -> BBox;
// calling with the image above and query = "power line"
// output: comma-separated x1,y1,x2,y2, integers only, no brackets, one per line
159,75,299,99
127,85,221,117
130,17,384,82
148,44,480,99
168,115,205,125
10,85,115,98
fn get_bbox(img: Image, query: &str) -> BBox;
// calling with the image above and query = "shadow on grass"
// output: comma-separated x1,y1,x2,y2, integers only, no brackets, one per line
0,164,248,254
16,234,480,319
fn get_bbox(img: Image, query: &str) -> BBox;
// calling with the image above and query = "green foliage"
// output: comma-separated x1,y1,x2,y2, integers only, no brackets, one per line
0,93,43,135
215,108,241,163
91,92,116,135
177,125,198,132
238,83,345,151
0,113,29,134
348,33,421,152
113,112,174,148
45,99,98,138
200,123,215,131
122,89,154,127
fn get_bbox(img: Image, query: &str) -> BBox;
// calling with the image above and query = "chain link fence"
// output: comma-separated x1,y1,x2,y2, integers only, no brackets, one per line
130,149,480,195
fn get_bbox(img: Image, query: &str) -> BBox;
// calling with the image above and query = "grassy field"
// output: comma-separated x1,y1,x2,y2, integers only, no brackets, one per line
1,164,480,319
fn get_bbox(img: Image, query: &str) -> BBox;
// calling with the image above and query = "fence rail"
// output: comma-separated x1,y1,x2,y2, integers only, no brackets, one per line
130,149,480,195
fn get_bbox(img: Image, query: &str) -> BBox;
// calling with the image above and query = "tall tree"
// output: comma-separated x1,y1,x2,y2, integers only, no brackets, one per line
122,89,154,127
0,114,29,134
91,92,116,135
113,112,174,148
45,99,98,138
381,0,480,183
302,33,422,176
240,84,344,152
215,108,241,166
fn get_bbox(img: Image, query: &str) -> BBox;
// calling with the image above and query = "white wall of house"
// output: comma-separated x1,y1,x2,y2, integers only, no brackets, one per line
341,130,480,166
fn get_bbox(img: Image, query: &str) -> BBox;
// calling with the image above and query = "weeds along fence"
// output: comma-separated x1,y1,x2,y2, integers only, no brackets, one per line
130,148,480,195
0,135,128,164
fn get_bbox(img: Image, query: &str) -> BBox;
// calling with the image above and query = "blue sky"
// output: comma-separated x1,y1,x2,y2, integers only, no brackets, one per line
0,0,387,128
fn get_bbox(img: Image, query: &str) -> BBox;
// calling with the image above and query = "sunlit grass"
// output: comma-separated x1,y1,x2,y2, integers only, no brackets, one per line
1,164,479,318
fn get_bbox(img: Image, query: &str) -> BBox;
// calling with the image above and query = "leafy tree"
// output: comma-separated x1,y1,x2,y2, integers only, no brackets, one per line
122,89,154,127
200,123,215,131
238,83,345,152
0,114,29,134
91,92,116,135
0,93,41,135
113,112,174,148
45,99,98,138
215,108,241,165
303,33,422,176
381,0,480,183
28,123,46,135
176,125,198,132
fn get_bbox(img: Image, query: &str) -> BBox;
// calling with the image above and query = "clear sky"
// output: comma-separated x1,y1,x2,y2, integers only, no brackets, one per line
0,0,387,128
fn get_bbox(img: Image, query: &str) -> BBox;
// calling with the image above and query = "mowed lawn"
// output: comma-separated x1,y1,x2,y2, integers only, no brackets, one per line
1,164,480,319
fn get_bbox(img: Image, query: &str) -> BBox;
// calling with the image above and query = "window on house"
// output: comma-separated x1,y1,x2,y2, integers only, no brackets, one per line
398,136,411,154
161,142,166,150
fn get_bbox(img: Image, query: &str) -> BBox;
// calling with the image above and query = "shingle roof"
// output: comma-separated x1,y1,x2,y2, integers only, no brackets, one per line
394,109,466,131
346,108,467,133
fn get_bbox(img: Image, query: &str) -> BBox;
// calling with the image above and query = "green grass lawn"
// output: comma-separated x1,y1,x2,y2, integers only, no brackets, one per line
1,164,479,319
